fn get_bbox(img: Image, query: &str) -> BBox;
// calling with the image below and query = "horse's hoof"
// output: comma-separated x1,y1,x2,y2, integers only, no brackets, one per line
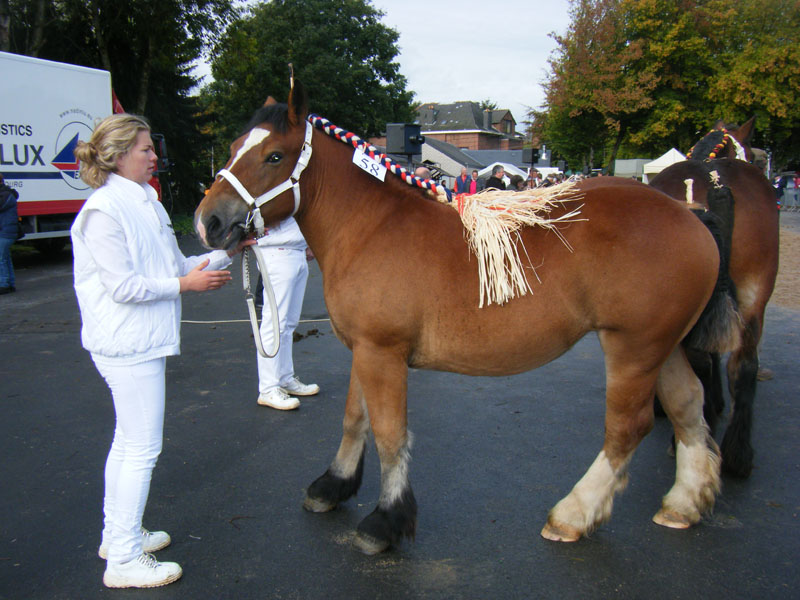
652,509,691,529
303,494,337,513
353,531,390,555
756,367,774,381
540,519,582,542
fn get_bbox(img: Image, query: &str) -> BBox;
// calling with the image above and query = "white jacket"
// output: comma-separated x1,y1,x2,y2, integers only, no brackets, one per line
71,173,230,365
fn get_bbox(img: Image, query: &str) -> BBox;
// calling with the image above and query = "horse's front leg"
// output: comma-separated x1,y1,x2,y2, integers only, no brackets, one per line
350,344,416,555
304,363,369,512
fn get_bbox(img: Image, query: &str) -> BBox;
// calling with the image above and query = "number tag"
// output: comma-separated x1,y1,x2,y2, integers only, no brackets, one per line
353,148,387,182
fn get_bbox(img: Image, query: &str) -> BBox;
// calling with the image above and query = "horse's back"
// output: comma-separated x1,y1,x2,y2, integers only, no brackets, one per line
364,179,722,375
651,159,779,314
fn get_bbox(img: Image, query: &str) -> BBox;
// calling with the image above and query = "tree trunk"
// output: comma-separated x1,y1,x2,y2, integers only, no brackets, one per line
29,0,46,56
90,0,112,71
0,0,10,51
606,123,627,176
134,35,154,113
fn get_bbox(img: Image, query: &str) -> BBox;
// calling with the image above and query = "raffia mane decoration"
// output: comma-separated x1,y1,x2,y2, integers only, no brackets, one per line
438,183,585,307
307,114,585,307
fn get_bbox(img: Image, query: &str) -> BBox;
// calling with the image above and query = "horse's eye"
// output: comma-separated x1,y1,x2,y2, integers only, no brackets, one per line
266,152,283,164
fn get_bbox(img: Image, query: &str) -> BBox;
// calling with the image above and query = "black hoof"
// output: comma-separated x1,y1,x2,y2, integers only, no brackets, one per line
354,488,417,554
304,451,365,511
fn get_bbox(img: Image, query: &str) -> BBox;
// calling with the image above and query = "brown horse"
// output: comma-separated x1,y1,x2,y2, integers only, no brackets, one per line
195,83,738,553
650,120,779,477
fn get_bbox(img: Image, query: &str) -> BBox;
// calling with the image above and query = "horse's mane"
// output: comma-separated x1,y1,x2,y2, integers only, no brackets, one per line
242,103,290,135
689,130,728,160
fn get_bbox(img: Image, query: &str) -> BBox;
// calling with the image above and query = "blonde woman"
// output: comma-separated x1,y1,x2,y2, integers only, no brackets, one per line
71,114,249,588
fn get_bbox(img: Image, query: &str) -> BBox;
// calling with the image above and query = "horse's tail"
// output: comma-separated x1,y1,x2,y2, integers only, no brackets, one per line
683,182,743,353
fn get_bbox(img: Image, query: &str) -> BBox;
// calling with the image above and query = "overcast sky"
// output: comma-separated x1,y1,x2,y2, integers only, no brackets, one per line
196,0,574,128
371,0,574,127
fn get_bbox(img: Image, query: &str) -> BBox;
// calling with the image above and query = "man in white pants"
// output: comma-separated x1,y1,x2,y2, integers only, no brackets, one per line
256,216,319,410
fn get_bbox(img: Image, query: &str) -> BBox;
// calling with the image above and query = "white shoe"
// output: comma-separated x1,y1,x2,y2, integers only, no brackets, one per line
98,527,171,560
103,553,182,588
257,388,300,410
280,377,320,396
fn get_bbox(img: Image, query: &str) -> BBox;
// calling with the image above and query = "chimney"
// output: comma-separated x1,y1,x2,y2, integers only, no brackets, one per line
483,109,492,130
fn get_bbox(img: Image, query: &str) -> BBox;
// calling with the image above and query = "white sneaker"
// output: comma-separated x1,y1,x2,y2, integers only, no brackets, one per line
257,388,300,410
280,377,320,396
103,552,182,588
98,527,171,559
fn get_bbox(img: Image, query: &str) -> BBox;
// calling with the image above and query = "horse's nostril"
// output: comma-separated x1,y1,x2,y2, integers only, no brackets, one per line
205,214,224,244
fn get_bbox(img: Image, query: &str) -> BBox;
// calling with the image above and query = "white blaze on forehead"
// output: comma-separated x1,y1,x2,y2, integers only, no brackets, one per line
228,127,271,170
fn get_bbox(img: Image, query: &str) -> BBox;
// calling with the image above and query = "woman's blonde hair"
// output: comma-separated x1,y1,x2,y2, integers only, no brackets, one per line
74,113,151,189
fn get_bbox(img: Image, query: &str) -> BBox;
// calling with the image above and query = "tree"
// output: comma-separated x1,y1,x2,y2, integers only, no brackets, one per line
4,0,237,213
537,0,800,172
201,0,415,171
706,0,800,170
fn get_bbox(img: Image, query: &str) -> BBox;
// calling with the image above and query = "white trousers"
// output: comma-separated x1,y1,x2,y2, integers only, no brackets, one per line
257,247,309,392
94,357,166,564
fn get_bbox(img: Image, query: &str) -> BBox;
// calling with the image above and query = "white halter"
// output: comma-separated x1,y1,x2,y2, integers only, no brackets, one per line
215,119,314,236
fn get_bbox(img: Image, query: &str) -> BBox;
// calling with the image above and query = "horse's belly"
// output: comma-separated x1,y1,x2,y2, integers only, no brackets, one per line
411,306,588,375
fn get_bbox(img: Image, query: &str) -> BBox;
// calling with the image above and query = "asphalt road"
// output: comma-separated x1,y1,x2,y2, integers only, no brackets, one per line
1,235,798,599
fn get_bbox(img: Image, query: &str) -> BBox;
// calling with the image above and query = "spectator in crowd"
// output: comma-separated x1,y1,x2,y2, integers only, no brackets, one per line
0,174,19,295
485,165,506,190
453,166,470,194
508,174,526,191
469,169,484,195
414,166,451,202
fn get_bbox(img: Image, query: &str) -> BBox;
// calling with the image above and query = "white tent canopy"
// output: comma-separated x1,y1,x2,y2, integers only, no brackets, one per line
642,148,686,183
477,162,528,180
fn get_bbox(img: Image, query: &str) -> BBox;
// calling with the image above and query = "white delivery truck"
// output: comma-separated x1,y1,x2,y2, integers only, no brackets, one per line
0,51,113,252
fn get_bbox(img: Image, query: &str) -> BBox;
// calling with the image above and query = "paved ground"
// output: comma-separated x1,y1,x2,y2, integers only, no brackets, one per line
1,233,798,599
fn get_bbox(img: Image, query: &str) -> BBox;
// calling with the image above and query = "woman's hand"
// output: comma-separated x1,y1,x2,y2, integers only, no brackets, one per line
228,236,257,257
179,259,232,293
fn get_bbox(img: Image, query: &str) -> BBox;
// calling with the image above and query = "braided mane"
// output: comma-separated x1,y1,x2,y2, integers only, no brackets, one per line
688,130,730,160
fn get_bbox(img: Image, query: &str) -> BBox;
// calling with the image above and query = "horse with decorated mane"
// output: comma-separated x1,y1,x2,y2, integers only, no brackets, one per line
195,81,740,554
650,118,779,477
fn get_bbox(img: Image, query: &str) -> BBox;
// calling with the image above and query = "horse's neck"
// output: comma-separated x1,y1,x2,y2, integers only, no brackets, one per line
295,133,414,270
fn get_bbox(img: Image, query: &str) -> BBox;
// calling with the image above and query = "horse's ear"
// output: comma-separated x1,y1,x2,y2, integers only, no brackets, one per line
735,116,756,145
287,79,308,127
263,96,278,107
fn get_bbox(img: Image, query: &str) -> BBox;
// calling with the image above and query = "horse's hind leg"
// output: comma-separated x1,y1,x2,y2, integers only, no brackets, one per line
721,316,761,477
653,346,721,528
350,345,416,555
542,340,657,542
304,364,369,512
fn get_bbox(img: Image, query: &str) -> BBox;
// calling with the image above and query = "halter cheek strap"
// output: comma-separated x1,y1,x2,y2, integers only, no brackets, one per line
216,120,314,236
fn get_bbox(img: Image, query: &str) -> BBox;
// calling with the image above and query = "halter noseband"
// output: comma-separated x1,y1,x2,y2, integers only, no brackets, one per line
215,119,314,236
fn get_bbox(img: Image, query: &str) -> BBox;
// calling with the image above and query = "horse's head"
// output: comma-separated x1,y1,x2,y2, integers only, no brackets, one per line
688,117,755,163
195,81,309,250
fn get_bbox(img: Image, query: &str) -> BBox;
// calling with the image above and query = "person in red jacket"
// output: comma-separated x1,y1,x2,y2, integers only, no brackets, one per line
453,166,470,194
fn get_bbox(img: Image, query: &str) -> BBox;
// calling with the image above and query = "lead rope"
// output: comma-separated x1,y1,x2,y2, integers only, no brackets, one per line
242,245,280,358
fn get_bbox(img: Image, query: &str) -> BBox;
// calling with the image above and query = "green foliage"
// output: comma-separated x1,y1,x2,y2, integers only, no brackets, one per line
5,0,237,213
537,0,800,172
200,0,415,172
